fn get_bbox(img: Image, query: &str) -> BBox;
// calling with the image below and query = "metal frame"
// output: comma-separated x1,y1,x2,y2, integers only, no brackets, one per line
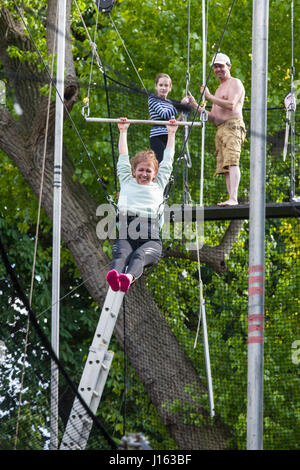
247,0,269,450
50,0,66,450
166,201,300,222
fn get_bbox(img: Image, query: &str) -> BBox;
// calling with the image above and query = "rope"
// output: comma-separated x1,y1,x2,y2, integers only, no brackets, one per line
74,0,119,196
194,226,204,349
123,297,127,437
108,13,148,95
193,0,208,348
36,264,111,321
186,0,191,95
87,2,102,106
171,0,236,204
200,0,208,207
103,73,118,194
6,11,119,441
291,0,294,82
13,0,115,209
92,5,118,192
184,0,237,144
0,235,118,450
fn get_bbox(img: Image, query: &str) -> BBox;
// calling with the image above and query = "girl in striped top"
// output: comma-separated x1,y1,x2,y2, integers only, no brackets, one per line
148,73,179,163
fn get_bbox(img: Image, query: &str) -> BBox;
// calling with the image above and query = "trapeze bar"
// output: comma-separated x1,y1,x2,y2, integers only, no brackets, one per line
84,117,203,127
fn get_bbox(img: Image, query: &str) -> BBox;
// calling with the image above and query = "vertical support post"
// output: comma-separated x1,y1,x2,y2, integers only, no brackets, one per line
247,0,269,450
200,0,206,207
201,302,215,417
290,0,296,201
183,0,192,170
50,0,66,450
200,0,214,418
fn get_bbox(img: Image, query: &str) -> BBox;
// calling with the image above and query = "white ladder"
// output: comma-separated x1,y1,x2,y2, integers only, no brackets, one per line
60,288,124,450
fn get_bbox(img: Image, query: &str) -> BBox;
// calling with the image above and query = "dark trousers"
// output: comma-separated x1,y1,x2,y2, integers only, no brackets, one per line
150,134,168,163
111,238,162,280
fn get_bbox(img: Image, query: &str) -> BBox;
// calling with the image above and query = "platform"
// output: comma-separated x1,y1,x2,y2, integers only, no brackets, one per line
168,201,300,222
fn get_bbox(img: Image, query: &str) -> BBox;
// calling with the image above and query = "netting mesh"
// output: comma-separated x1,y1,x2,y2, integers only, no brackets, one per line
86,79,299,207
0,75,299,450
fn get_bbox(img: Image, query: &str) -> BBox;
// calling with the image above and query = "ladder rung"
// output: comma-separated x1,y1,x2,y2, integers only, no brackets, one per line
60,290,123,450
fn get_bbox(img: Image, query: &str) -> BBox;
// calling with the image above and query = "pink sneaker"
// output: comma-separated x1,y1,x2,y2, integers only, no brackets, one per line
119,273,131,293
106,269,119,292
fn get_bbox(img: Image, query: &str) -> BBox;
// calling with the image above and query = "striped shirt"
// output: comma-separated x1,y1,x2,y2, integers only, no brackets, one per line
148,94,178,138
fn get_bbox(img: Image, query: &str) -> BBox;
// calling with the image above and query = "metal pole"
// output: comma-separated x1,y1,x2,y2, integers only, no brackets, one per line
200,0,206,207
201,302,215,417
290,0,296,201
182,0,192,168
200,0,214,418
247,0,269,450
50,0,66,450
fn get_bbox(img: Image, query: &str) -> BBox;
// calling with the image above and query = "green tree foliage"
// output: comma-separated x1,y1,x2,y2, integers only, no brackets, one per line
0,0,299,450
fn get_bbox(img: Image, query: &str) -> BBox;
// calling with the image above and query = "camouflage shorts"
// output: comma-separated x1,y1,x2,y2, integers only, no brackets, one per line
215,119,246,175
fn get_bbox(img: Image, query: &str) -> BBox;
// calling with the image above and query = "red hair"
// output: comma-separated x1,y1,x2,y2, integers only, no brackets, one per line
131,150,159,175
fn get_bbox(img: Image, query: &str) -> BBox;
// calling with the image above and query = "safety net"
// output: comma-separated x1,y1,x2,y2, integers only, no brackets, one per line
0,69,299,451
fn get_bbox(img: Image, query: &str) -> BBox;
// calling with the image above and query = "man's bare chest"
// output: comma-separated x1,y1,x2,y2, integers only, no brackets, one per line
215,81,232,100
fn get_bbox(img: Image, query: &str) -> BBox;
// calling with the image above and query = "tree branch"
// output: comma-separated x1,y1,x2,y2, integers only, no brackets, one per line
164,219,245,273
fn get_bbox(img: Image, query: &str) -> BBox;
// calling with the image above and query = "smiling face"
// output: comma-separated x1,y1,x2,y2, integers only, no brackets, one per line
213,62,231,81
133,161,158,185
155,76,172,99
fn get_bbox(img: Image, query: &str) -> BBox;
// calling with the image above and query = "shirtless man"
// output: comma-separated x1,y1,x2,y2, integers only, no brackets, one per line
184,53,246,206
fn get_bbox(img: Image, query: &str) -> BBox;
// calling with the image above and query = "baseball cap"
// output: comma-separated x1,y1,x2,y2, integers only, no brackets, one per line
211,53,231,65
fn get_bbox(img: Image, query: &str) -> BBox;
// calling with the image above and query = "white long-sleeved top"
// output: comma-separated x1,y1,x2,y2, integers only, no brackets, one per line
117,147,174,226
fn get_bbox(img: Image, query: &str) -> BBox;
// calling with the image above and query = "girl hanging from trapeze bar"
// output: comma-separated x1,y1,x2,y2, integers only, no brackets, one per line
106,118,178,292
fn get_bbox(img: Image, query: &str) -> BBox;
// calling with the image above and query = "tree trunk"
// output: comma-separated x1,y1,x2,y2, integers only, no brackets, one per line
0,5,236,449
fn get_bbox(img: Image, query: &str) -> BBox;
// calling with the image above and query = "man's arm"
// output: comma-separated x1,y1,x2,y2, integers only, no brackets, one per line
202,80,244,111
181,94,217,124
